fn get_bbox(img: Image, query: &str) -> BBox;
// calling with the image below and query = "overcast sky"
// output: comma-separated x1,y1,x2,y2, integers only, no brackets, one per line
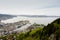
0,0,60,16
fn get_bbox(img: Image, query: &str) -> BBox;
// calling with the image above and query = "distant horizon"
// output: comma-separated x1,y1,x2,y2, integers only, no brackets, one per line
0,13,60,16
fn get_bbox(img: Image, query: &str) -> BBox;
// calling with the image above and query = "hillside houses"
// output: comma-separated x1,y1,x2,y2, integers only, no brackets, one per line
0,20,29,36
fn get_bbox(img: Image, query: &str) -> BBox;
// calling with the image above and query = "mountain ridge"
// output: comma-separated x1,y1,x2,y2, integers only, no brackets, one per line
18,15,60,17
0,14,16,20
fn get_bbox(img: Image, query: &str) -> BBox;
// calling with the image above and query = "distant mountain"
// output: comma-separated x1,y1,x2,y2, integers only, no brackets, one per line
0,14,16,20
19,15,60,17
